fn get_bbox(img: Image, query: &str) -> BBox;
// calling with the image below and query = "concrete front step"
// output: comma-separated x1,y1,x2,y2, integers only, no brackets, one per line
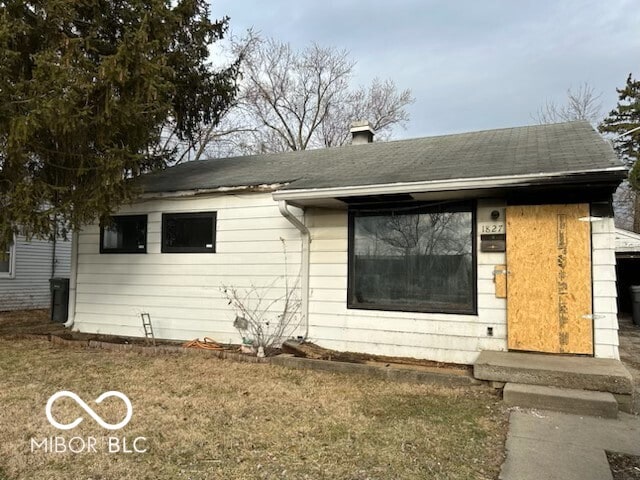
503,383,619,418
474,350,634,395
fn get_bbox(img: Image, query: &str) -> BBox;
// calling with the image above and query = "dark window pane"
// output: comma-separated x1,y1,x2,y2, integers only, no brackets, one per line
162,213,216,253
0,242,12,273
101,216,147,253
350,208,474,314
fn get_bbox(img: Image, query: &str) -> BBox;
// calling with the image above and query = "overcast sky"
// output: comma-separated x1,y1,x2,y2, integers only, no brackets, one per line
212,0,639,139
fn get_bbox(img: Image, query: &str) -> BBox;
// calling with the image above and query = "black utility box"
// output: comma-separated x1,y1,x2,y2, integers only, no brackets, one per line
50,277,70,323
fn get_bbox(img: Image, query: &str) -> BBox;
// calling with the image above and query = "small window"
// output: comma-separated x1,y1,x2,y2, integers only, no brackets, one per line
348,202,476,315
100,215,147,254
162,212,216,253
0,238,15,278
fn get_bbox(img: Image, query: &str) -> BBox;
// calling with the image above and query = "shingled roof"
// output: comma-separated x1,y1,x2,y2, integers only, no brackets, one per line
140,121,624,194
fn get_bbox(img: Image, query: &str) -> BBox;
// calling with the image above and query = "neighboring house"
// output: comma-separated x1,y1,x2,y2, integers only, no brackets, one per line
615,228,640,315
0,234,71,311
65,121,626,364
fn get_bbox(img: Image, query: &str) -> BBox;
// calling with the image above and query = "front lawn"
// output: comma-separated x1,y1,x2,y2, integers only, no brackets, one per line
0,338,506,479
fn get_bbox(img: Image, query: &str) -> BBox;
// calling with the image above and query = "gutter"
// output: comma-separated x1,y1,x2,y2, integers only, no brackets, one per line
64,231,79,329
272,166,628,202
277,200,310,341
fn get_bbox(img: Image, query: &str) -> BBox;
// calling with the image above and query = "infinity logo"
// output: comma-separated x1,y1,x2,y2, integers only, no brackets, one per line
45,391,133,431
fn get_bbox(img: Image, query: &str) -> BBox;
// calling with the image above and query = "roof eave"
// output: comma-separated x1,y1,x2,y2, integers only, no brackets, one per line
272,167,627,203
139,183,285,200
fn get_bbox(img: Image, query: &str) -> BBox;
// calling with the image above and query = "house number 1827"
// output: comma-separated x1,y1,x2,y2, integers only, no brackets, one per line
480,223,504,234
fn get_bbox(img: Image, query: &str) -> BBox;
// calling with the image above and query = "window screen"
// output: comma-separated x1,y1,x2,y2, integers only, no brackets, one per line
162,212,216,253
100,215,147,254
348,203,475,314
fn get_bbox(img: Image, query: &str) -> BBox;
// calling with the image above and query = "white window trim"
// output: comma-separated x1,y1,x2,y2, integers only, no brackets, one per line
0,235,16,279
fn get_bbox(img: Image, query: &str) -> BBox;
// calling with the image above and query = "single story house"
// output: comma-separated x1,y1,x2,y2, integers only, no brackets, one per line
65,121,626,364
0,234,71,311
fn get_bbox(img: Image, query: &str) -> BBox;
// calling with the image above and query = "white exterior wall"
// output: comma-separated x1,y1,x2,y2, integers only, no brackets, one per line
0,235,72,311
305,200,619,364
305,199,507,365
592,216,619,359
72,193,303,342
70,191,620,363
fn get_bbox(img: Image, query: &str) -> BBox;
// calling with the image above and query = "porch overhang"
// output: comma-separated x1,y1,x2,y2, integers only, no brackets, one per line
272,167,627,208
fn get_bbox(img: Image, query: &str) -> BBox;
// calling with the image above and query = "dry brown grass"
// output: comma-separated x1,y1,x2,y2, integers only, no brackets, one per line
0,338,507,479
0,309,50,328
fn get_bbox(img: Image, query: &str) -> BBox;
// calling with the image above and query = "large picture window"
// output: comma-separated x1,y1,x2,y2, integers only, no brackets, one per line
162,212,216,253
348,202,476,314
100,215,147,254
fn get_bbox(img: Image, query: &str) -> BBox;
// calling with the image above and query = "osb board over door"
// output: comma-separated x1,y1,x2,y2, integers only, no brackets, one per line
506,204,593,354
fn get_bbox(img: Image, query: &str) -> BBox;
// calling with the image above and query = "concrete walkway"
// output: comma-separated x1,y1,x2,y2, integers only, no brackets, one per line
500,320,640,479
500,409,640,480
618,315,640,413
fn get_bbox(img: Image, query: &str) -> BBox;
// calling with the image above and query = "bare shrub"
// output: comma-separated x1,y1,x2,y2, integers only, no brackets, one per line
221,239,301,356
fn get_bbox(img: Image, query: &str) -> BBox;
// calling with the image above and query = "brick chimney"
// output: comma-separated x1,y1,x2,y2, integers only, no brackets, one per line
350,120,375,145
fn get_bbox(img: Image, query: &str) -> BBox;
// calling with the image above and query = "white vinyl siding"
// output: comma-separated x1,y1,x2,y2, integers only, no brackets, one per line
591,216,619,359
0,235,71,311
71,192,620,364
306,200,618,363
305,200,506,365
72,193,303,342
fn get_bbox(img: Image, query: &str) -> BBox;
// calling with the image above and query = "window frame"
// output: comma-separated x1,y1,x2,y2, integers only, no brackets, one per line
0,235,16,279
161,211,217,254
99,215,148,254
347,201,477,315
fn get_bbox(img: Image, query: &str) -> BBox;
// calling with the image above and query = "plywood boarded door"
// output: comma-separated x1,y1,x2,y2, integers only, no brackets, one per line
506,204,593,354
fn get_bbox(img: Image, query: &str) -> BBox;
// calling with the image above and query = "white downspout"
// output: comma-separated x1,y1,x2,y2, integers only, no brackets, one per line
278,200,310,340
64,231,79,328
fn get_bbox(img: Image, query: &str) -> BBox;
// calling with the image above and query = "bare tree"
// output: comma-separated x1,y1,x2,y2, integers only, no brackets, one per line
162,37,259,163
238,37,354,152
189,33,414,156
534,83,602,125
174,108,260,161
319,78,414,146
166,33,414,159
613,181,637,231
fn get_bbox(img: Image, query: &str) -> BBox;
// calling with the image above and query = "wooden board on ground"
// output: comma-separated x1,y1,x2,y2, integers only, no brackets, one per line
281,340,471,371
506,204,593,354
